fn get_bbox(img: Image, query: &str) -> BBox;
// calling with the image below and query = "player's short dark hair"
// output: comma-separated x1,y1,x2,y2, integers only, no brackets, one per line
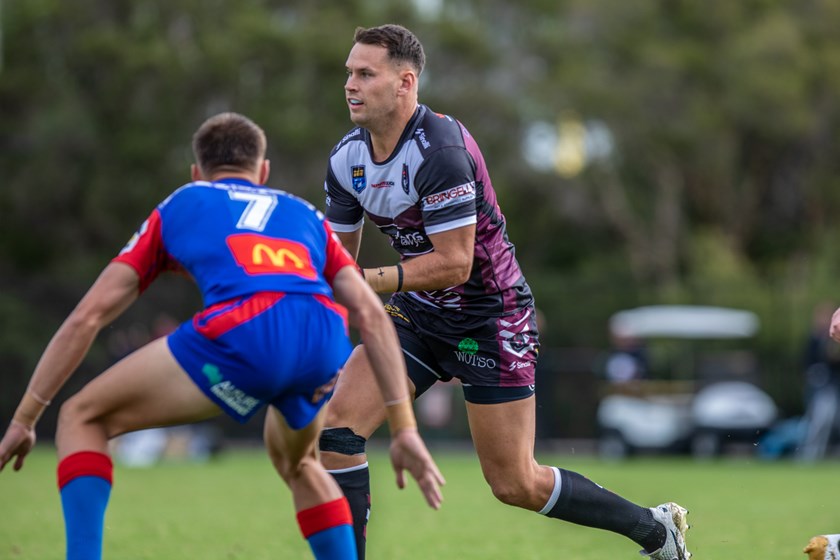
353,24,425,75
192,112,266,176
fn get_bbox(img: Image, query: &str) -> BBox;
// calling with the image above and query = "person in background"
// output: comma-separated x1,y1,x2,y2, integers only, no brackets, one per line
319,23,689,560
603,327,649,384
0,112,444,560
800,301,840,460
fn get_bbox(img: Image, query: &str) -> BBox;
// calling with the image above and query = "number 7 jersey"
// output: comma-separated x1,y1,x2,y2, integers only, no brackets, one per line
113,178,355,307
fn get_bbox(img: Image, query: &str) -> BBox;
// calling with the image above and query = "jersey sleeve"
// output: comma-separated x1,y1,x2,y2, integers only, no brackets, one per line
415,146,478,235
324,161,365,233
321,220,359,285
111,209,183,293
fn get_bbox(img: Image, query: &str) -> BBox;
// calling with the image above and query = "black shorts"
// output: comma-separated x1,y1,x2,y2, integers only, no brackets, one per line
385,293,540,404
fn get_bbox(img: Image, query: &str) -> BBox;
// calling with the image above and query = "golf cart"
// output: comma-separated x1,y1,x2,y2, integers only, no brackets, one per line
596,305,779,459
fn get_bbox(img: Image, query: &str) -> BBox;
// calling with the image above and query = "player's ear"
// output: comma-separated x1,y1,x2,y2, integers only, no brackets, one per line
191,164,204,181
398,68,416,96
259,159,270,184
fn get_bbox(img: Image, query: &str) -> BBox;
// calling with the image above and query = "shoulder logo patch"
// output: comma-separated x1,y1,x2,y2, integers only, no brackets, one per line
351,165,366,193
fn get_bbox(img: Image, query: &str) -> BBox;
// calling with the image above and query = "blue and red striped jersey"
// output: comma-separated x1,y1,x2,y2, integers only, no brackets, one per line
114,178,356,307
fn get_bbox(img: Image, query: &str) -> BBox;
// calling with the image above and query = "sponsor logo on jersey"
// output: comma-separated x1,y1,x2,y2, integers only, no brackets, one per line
227,233,317,278
402,164,410,194
415,127,431,149
384,303,411,324
202,363,223,385
422,182,476,211
202,363,260,416
211,381,260,416
340,128,362,145
457,338,479,355
351,165,366,193
510,361,531,371
454,351,497,369
392,230,427,248
371,180,394,189
381,225,432,253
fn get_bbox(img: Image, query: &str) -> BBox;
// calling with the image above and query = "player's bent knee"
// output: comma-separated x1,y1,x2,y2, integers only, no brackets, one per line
275,453,320,483
54,394,108,447
323,401,351,426
486,476,531,508
56,394,97,432
319,427,367,456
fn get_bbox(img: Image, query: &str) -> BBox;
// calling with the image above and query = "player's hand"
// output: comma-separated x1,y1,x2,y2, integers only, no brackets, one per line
0,421,36,473
389,428,445,510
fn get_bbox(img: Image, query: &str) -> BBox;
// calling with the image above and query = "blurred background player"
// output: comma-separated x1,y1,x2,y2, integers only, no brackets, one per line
318,24,689,560
801,301,840,460
603,326,648,384
0,112,444,560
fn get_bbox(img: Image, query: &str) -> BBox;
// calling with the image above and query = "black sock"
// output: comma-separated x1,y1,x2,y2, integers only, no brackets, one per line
329,466,370,560
545,469,665,553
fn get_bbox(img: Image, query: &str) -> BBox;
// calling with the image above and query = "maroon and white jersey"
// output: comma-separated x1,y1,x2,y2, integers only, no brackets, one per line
324,104,534,316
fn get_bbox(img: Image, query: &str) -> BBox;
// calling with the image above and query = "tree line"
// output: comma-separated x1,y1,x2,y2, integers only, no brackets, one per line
3,0,840,429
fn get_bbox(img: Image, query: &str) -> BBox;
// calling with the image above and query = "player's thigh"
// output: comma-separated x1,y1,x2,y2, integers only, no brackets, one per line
465,396,537,477
384,294,448,398
323,345,392,437
60,337,221,438
322,301,428,436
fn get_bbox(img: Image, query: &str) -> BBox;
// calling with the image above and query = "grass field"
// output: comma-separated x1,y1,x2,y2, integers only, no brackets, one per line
1,445,838,559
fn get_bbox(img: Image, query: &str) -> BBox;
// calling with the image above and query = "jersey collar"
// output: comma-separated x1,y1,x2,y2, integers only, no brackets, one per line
213,177,259,187
365,104,428,165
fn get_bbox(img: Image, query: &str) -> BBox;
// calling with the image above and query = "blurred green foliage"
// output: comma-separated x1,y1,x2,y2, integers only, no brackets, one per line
3,0,840,430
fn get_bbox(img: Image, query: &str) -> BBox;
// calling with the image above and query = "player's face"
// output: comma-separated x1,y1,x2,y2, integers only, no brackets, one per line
344,43,404,130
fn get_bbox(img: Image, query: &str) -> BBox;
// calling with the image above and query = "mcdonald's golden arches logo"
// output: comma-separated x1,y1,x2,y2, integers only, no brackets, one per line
227,233,317,278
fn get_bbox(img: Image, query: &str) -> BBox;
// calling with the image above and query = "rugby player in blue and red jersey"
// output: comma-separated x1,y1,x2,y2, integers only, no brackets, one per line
318,25,690,560
0,112,444,560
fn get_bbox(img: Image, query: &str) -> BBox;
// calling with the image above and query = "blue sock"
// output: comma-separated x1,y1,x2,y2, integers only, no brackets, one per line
307,524,356,560
60,476,112,560
58,451,114,560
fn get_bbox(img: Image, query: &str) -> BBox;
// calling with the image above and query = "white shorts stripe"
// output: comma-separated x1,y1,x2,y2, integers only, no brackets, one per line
403,348,442,378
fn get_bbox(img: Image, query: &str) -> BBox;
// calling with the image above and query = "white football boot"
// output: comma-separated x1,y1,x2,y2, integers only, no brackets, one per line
641,502,691,560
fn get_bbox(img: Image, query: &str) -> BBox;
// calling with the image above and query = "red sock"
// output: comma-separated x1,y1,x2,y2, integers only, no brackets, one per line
297,498,355,560
296,497,353,538
58,451,113,489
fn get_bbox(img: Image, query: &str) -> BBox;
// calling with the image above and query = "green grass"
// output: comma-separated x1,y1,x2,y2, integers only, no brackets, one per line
1,445,838,559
